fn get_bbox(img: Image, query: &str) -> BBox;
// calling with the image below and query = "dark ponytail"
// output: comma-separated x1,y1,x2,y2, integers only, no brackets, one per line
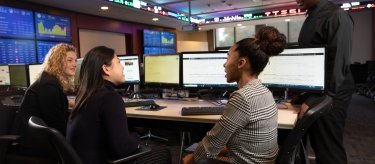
235,26,286,76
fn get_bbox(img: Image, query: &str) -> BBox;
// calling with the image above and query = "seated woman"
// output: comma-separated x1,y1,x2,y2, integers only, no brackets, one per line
15,43,77,157
67,46,170,164
183,26,287,164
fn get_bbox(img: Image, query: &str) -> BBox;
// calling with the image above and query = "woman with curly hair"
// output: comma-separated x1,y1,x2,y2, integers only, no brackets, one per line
15,43,77,159
183,26,287,164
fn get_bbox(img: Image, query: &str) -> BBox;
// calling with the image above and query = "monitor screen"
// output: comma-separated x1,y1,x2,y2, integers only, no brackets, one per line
28,64,43,85
36,40,62,63
9,64,28,87
182,52,236,88
74,58,83,86
143,29,160,47
144,54,180,85
35,12,71,41
119,56,140,84
0,39,37,64
258,47,326,92
0,65,10,85
160,32,175,47
0,5,34,39
161,48,176,54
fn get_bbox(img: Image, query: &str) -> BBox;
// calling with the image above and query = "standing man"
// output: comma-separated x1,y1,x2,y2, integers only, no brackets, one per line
297,0,355,163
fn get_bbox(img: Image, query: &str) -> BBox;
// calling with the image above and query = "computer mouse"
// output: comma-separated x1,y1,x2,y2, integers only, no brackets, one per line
148,104,160,110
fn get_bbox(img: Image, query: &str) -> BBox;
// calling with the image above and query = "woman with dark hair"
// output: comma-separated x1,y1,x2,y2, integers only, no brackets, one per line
183,26,286,164
67,46,170,164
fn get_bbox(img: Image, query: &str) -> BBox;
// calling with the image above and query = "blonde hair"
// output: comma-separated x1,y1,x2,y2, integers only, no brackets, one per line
43,43,77,92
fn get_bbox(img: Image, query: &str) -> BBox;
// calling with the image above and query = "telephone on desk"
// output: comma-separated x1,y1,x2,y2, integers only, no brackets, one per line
123,99,164,111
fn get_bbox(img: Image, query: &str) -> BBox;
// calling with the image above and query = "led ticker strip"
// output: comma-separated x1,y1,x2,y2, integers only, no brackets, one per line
106,0,191,22
106,0,375,25
203,1,375,24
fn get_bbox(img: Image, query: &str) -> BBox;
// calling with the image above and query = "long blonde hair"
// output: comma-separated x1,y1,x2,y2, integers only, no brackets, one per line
43,43,77,92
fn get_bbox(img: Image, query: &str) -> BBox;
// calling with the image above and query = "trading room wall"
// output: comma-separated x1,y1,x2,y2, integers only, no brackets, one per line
350,9,373,63
79,29,126,57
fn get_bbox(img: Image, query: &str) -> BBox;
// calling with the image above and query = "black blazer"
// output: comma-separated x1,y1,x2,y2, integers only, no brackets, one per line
20,71,69,135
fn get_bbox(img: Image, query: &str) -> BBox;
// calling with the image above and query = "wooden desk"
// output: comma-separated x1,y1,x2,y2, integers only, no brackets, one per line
126,99,299,129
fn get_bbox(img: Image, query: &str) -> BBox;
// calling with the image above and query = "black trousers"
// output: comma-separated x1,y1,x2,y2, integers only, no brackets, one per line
309,76,355,164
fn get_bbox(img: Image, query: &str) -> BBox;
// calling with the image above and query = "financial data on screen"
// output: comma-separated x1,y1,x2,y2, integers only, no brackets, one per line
35,12,71,41
144,54,180,85
258,47,325,91
182,52,236,88
119,56,140,84
0,65,10,85
28,64,43,85
0,5,34,39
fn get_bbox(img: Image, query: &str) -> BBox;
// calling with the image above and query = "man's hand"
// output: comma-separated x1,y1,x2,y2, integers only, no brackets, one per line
299,103,309,118
183,153,194,164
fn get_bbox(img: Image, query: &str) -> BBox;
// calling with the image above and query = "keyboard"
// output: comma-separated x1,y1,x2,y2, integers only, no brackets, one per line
123,99,156,107
181,106,225,116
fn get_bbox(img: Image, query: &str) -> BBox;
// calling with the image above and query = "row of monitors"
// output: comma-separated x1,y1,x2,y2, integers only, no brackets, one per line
114,46,326,92
0,64,42,87
1,47,325,92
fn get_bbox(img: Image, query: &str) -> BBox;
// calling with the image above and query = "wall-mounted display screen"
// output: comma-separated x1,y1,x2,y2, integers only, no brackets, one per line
144,47,161,55
36,40,61,63
143,29,176,55
35,12,71,41
0,39,36,64
161,32,175,47
143,29,160,47
0,5,34,39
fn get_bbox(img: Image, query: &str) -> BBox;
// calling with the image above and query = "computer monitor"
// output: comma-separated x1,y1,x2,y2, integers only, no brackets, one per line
258,47,326,93
28,64,44,85
9,64,28,87
181,52,236,88
0,65,11,85
144,54,180,86
118,56,140,84
74,58,83,86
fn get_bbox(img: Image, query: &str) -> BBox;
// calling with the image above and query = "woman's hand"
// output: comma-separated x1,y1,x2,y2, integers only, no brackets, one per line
183,153,194,164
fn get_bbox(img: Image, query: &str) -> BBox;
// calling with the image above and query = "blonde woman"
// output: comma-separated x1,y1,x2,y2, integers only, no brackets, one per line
15,43,77,159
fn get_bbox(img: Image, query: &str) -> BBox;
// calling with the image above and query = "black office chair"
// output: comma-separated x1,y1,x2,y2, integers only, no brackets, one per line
0,105,19,164
194,95,332,164
276,95,332,164
28,116,152,164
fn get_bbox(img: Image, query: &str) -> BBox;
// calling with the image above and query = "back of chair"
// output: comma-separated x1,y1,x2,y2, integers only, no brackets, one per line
28,116,82,164
276,95,332,164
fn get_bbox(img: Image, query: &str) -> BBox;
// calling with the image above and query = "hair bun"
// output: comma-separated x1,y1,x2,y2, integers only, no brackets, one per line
254,26,286,57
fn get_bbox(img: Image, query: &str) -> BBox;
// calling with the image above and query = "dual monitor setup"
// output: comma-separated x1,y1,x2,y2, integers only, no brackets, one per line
0,64,43,87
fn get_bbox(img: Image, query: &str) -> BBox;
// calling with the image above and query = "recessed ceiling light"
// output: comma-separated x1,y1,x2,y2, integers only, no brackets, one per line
285,19,291,22
237,23,242,26
101,6,109,10
152,18,159,21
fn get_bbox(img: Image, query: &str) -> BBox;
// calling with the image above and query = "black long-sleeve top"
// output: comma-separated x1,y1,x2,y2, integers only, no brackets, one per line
298,0,354,101
67,81,140,164
20,71,69,134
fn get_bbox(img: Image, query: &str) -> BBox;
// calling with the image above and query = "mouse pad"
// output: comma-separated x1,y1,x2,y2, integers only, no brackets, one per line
135,106,166,111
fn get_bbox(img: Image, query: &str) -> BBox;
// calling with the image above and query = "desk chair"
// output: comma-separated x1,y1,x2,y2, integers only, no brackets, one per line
28,116,152,164
194,95,332,164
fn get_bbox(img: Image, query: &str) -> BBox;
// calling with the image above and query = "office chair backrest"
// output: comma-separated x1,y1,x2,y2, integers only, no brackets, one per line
0,107,16,135
28,116,83,164
276,95,333,164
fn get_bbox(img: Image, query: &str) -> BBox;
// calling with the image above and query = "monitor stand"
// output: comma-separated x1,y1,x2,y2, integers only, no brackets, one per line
132,84,141,99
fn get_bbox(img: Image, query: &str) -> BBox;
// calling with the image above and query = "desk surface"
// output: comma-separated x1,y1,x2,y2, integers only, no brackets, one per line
126,99,299,129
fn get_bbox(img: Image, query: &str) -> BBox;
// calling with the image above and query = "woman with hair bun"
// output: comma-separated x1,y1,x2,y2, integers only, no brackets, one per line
183,26,286,164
